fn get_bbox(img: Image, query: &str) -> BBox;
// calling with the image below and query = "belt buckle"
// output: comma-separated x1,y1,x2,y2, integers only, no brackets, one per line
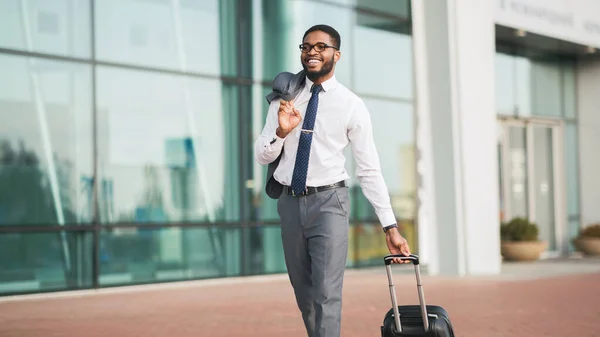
291,188,308,197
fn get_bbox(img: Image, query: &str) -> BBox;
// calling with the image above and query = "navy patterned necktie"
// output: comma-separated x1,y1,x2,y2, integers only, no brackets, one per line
290,84,322,195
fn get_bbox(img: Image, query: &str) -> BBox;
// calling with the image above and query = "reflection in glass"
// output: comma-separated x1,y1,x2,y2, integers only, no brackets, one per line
258,1,353,85
495,53,516,115
250,86,287,275
256,1,291,82
99,227,240,285
313,0,411,18
514,57,532,116
0,232,92,295
257,0,412,98
96,66,240,223
495,52,576,118
507,126,528,218
95,0,227,75
501,124,560,252
532,126,556,250
354,13,413,100
568,218,581,252
565,123,580,216
244,226,287,275
531,59,561,117
350,99,414,221
0,0,91,58
495,53,532,116
563,61,577,119
497,123,506,222
355,0,411,18
0,54,93,225
252,85,279,222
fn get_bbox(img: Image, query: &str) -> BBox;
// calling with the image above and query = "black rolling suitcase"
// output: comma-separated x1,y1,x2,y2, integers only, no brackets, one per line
381,254,456,337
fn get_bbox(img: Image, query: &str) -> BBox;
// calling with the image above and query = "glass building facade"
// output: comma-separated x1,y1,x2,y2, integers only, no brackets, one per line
494,41,581,254
0,0,415,295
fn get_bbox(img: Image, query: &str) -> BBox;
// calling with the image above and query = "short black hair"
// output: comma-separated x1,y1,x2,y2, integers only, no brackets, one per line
302,24,341,50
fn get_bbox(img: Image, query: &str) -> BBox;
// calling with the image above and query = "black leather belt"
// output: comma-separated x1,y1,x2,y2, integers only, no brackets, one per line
283,180,346,196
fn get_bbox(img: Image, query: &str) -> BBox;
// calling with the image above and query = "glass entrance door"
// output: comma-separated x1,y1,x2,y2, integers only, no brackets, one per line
498,119,564,256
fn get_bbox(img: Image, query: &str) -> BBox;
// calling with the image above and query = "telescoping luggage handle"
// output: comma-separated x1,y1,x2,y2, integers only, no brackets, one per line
384,254,429,333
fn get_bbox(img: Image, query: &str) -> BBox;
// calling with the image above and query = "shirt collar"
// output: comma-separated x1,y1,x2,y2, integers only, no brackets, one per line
304,75,338,93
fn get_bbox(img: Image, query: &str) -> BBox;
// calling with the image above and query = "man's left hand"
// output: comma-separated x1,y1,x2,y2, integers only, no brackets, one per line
385,227,411,264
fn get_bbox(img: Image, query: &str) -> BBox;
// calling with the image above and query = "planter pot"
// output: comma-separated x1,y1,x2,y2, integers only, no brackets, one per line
573,237,600,256
501,240,547,261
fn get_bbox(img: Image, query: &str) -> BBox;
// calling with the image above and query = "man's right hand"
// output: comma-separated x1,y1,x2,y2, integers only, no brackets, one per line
276,99,302,138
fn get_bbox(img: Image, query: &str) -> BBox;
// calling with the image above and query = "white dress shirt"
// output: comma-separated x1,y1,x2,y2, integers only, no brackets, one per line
254,75,396,227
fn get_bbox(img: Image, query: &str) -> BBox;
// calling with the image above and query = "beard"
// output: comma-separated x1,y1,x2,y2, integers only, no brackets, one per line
302,54,335,82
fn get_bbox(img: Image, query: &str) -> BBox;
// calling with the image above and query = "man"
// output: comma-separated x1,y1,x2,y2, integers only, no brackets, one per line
254,24,411,337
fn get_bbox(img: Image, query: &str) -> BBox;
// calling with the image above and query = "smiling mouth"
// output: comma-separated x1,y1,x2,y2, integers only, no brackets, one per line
306,59,322,67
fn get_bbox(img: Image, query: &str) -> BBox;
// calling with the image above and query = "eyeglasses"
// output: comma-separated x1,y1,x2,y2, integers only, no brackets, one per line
299,42,339,53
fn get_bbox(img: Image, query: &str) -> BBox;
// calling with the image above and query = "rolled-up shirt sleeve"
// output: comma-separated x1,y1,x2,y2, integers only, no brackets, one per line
347,99,396,227
254,100,285,165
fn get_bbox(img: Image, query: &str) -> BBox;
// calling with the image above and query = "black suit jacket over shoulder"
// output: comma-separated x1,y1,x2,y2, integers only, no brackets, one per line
263,70,306,199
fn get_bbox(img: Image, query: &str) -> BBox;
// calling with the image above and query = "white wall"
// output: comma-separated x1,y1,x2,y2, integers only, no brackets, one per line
494,0,600,49
577,59,600,227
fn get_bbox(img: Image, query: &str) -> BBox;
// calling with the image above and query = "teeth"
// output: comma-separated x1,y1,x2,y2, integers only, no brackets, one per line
308,59,320,64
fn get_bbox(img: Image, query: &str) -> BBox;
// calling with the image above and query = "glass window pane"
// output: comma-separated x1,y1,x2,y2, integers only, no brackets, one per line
257,1,353,86
563,60,577,119
356,0,411,18
0,231,92,295
568,217,581,253
95,0,227,75
252,85,279,222
99,227,241,285
495,53,516,115
312,0,411,18
514,56,532,116
496,53,577,119
350,220,417,267
354,13,412,100
0,54,93,225
532,126,556,251
256,1,413,97
565,123,580,217
0,0,91,58
506,126,529,219
531,59,562,117
96,67,240,223
506,126,529,218
247,225,286,275
349,99,414,221
350,222,383,267
253,1,286,82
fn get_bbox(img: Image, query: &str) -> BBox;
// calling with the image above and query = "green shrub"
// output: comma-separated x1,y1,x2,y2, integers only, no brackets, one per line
580,223,600,238
500,217,539,241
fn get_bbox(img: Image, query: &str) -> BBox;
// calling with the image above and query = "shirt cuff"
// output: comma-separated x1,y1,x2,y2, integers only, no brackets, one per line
270,133,286,145
378,211,397,228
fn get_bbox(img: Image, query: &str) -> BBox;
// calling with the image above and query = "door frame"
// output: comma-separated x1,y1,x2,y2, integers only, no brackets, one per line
497,116,567,258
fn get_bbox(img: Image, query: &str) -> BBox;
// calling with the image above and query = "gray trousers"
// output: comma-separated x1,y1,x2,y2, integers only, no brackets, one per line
277,186,350,337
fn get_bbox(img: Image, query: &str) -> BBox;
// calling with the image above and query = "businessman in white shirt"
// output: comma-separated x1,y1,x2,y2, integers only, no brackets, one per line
254,24,411,337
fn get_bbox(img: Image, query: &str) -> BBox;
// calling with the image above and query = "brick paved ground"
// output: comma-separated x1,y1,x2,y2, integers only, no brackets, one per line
1,265,599,337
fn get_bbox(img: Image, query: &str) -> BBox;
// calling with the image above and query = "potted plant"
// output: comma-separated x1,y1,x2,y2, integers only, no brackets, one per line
500,217,547,261
573,223,600,256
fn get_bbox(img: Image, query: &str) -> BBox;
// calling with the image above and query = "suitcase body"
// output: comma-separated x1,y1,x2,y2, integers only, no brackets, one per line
380,254,456,337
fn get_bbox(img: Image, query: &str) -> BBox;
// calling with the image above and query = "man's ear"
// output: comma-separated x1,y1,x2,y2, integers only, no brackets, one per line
334,51,341,62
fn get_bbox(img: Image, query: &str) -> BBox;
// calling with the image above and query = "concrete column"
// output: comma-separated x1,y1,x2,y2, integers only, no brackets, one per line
412,0,501,276
577,59,600,227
